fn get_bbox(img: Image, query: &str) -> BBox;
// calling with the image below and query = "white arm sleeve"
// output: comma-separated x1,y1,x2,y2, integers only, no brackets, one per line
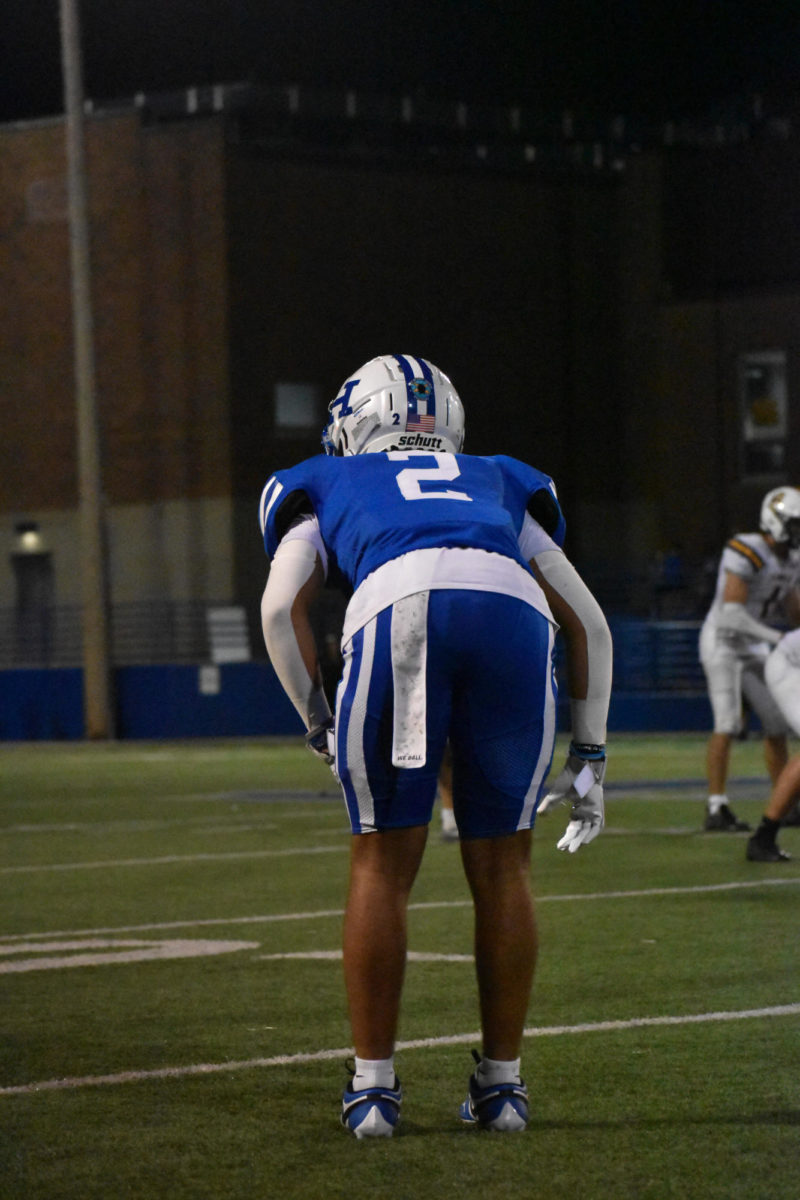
533,548,613,745
277,513,329,576
260,535,331,731
717,601,782,646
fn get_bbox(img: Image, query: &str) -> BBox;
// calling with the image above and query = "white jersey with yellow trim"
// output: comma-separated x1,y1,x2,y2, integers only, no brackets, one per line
702,531,800,652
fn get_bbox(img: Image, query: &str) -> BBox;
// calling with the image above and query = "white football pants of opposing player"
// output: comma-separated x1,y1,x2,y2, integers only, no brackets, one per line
764,629,800,737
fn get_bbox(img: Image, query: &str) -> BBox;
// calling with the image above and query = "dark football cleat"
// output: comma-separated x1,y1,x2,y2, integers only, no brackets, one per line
704,804,751,832
746,837,791,863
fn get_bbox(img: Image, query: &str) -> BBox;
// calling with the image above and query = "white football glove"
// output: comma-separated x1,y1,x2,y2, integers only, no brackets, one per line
539,742,606,853
305,719,338,777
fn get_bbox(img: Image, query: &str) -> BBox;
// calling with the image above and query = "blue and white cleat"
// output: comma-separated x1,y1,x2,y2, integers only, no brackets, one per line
341,1075,402,1139
459,1053,528,1132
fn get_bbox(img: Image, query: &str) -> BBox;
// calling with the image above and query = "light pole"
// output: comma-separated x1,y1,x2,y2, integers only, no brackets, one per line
59,0,115,738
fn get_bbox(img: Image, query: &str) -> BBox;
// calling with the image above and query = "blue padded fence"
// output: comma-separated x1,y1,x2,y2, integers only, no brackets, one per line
0,663,299,741
0,620,712,740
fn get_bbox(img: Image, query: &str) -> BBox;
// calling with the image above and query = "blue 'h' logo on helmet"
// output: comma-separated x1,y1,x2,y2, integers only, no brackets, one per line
322,378,360,453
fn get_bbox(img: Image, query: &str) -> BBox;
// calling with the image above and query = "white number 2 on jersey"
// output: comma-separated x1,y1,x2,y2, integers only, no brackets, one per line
388,452,472,501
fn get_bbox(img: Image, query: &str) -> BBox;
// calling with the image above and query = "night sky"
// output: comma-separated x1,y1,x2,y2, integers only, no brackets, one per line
2,1,799,125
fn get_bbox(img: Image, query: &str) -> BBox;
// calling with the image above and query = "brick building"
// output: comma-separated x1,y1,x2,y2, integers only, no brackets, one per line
2,86,799,666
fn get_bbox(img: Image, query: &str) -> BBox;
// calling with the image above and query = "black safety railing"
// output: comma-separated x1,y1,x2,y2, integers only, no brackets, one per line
0,602,212,668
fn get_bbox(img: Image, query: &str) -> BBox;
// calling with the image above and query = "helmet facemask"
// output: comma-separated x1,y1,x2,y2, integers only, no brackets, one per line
760,486,800,547
784,517,800,549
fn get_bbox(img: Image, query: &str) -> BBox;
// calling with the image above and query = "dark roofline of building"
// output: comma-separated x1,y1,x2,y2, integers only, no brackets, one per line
3,80,797,177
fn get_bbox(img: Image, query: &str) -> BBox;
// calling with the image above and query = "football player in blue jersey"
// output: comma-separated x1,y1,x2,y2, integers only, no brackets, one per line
259,354,612,1137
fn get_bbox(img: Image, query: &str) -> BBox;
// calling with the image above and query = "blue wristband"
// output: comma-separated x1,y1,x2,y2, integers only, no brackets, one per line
570,741,606,761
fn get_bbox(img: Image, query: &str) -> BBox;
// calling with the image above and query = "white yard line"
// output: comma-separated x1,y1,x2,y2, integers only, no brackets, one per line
3,817,280,835
254,950,474,962
0,844,347,875
1,876,799,945
2,1003,798,1097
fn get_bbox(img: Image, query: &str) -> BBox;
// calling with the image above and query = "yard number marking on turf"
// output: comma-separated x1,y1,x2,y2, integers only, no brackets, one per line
0,938,259,974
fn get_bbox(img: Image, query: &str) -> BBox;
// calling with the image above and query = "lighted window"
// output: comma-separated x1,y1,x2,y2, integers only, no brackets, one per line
739,351,787,478
274,382,321,432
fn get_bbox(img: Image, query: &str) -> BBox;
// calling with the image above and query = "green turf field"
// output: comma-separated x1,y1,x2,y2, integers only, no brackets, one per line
2,734,798,1199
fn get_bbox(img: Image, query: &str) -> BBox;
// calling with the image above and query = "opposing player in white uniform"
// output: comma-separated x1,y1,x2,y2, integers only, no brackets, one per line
258,355,612,1137
699,487,800,831
746,628,800,861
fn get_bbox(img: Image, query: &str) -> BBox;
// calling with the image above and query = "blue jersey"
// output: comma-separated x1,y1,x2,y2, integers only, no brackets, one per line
259,452,564,590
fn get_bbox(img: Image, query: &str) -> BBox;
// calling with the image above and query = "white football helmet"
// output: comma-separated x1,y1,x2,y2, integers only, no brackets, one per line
760,486,800,547
322,354,465,456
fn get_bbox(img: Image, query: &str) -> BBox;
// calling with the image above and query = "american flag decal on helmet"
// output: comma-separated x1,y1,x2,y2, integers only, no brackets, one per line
407,413,436,431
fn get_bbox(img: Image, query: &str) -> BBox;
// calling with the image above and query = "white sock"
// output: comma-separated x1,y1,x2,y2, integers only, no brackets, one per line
476,1056,521,1086
707,794,727,814
353,1056,395,1089
441,807,457,833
